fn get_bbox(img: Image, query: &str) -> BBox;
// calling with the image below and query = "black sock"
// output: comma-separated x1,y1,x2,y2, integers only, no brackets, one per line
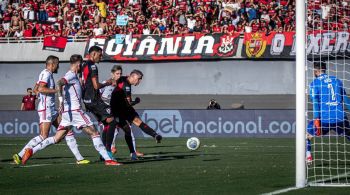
101,125,108,150
122,125,135,153
139,122,158,137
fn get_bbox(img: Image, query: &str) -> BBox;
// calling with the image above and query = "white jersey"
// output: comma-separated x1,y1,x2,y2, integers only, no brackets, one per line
100,80,115,105
37,69,56,111
62,71,82,111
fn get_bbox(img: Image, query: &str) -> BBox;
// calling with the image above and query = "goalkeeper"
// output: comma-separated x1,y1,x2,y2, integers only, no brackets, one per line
307,61,350,164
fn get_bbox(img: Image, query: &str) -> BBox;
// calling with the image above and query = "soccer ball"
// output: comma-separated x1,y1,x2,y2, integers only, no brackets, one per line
186,137,200,151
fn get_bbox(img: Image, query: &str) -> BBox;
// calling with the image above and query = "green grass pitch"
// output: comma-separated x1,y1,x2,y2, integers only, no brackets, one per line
0,137,349,194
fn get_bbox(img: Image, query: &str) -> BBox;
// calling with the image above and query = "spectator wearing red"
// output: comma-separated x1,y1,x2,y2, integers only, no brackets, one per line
21,88,36,111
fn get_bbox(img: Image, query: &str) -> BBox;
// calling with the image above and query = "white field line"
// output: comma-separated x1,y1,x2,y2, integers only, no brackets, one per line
261,186,304,195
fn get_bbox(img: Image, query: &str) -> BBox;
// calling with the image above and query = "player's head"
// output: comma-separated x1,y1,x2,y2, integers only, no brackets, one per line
314,61,327,77
128,69,143,86
111,65,122,80
27,88,32,95
88,46,103,63
70,54,83,72
46,55,59,74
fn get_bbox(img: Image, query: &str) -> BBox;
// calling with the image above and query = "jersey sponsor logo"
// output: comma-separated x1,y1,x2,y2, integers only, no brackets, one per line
91,65,96,70
245,33,267,58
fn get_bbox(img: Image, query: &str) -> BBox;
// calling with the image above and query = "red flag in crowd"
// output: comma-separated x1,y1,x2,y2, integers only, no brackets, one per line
43,36,67,52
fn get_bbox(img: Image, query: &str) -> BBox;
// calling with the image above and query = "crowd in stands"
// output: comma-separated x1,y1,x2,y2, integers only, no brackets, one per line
0,0,349,39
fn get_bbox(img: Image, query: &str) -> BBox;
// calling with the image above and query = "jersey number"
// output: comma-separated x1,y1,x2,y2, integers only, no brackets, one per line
328,84,336,101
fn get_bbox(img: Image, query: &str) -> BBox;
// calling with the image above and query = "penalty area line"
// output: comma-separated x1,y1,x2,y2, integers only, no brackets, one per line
261,186,304,195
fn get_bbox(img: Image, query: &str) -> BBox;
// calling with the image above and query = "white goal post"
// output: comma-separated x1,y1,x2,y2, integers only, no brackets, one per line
295,0,307,188
296,0,350,187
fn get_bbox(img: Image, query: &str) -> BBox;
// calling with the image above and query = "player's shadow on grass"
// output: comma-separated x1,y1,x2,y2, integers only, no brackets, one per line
1,155,96,163
120,152,219,165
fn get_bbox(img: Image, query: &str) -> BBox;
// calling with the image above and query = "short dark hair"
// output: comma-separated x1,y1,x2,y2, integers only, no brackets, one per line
314,61,327,71
111,65,122,73
27,88,32,91
88,45,102,54
70,54,83,64
130,69,143,79
46,55,59,65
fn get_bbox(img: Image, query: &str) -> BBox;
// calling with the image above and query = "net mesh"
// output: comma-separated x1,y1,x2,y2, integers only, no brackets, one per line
306,0,350,186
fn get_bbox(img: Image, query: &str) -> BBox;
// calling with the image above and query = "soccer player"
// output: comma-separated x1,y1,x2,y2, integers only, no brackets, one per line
21,55,121,166
110,69,162,160
100,65,143,157
21,88,36,111
306,61,350,164
81,46,119,159
13,55,89,165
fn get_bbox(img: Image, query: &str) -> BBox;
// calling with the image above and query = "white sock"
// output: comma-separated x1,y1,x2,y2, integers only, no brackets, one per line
111,128,119,148
18,135,44,157
65,134,84,161
92,135,111,161
32,137,55,154
306,151,311,157
131,130,137,151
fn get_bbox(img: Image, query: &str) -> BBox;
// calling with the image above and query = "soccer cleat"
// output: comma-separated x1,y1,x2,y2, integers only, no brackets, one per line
105,160,122,166
130,153,139,161
155,134,162,143
76,159,90,165
12,154,22,165
135,151,144,157
21,148,33,165
111,146,117,154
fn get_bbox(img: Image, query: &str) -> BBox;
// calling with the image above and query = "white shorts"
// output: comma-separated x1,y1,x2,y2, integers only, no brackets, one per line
38,107,58,124
58,109,93,130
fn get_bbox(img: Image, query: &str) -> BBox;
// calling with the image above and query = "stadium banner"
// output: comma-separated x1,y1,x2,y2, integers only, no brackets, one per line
0,110,295,138
84,33,242,61
43,36,68,52
85,31,350,61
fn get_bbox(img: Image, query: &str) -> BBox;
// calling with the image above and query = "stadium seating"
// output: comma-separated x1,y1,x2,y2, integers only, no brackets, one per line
0,0,346,39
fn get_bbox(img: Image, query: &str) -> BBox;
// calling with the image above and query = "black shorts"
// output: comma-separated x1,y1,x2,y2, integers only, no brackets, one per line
113,105,139,125
84,99,112,122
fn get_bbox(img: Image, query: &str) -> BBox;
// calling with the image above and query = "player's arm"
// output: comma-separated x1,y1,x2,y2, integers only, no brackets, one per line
91,76,113,90
130,97,141,106
33,83,39,95
20,98,24,110
310,82,321,134
56,78,67,99
37,82,57,94
339,81,350,111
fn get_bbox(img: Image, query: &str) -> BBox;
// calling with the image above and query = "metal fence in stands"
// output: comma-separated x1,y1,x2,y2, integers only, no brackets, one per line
0,36,88,44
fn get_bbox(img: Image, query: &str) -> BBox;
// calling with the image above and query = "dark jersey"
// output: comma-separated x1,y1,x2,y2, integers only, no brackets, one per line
81,60,100,103
22,95,36,110
111,76,132,109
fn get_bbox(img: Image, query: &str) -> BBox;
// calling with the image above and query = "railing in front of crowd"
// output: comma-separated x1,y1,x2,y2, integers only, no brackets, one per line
0,36,89,43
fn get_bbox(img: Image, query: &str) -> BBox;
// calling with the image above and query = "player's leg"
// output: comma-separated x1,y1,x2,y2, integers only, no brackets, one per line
132,117,162,143
22,128,68,165
111,127,120,154
119,122,138,160
14,119,51,165
130,129,144,157
82,125,122,166
52,112,88,164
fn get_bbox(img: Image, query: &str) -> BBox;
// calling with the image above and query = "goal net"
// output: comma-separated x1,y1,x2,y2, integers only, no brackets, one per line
304,0,350,186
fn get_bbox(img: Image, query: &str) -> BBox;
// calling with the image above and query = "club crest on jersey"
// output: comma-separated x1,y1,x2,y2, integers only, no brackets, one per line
245,33,267,58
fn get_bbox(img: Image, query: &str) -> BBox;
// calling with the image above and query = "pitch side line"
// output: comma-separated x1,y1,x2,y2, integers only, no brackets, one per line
261,186,303,195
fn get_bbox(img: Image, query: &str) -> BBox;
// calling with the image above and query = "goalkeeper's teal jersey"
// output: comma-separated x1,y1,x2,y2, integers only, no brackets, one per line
310,73,346,123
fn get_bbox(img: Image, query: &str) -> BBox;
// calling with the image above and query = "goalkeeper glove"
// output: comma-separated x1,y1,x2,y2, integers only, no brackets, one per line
314,118,321,136
130,97,141,106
